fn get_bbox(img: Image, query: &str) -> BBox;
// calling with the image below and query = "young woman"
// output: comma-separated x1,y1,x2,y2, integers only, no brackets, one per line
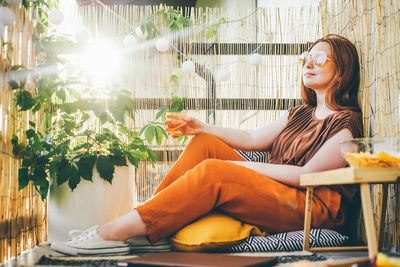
51,34,363,255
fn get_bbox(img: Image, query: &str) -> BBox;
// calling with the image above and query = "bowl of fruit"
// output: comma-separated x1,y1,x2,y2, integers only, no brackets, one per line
340,137,400,168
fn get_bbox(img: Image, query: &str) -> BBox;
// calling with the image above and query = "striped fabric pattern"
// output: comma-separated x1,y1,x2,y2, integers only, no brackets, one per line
235,150,269,163
229,229,349,252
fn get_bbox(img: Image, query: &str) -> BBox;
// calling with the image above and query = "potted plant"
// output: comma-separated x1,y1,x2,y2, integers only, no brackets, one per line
8,24,184,240
7,2,248,241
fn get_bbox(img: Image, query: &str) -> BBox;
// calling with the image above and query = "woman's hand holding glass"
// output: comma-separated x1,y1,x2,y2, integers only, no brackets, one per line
165,113,205,138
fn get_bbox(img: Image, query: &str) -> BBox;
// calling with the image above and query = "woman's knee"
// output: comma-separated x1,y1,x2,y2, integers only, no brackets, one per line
190,133,221,145
195,159,234,183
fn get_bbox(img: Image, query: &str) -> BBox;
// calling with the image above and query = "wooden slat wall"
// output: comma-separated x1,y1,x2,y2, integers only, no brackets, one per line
0,5,47,263
320,0,400,251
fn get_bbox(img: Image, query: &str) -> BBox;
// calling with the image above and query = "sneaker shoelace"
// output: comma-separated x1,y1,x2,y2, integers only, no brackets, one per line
67,225,99,244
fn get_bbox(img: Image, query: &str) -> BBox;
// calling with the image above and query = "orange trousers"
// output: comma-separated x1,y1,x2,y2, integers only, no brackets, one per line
136,133,344,243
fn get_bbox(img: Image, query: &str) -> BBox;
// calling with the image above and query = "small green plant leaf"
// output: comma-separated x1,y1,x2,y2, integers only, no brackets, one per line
56,159,74,186
8,80,20,90
204,26,217,39
156,107,167,121
148,149,157,163
77,155,96,181
32,102,41,113
96,155,115,184
155,126,164,147
127,154,139,168
169,96,184,112
15,90,36,111
68,169,81,191
38,179,49,200
170,74,179,85
22,0,30,9
12,144,26,159
154,9,165,15
110,155,127,166
18,168,30,190
144,125,156,144
11,135,18,145
26,129,36,139
11,65,26,71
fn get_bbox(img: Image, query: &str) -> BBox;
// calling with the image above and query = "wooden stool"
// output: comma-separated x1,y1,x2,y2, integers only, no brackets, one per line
300,167,400,258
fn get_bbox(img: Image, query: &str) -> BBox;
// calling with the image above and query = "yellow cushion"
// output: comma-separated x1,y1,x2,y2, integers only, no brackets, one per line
170,212,266,252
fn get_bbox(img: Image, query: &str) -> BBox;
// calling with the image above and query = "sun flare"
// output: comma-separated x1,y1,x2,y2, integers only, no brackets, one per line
79,40,121,87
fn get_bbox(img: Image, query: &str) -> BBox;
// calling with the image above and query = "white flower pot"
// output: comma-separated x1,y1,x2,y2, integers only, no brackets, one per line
48,165,135,242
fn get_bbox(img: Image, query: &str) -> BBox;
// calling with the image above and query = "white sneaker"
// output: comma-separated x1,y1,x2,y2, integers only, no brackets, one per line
50,226,130,256
125,236,172,253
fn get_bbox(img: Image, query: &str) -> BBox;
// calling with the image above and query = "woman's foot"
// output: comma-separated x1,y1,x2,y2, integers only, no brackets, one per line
50,225,130,256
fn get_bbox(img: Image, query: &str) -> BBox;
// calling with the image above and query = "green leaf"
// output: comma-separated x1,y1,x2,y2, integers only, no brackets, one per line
11,135,18,145
177,135,189,145
154,9,165,15
144,126,156,144
32,102,41,113
170,74,179,85
22,0,30,9
110,154,127,166
156,107,167,121
15,90,36,111
148,149,157,163
96,155,115,184
160,126,168,139
8,80,20,90
38,179,49,200
217,17,228,24
29,121,36,128
56,159,74,186
155,126,163,147
11,65,26,71
131,150,148,160
18,168,30,190
169,96,184,112
139,124,150,136
12,144,26,158
26,129,36,139
127,154,139,168
68,170,81,191
77,155,96,181
32,166,47,187
204,26,217,39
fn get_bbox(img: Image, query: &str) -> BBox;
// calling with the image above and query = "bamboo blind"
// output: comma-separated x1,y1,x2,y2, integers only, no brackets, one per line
73,3,320,205
320,0,400,251
0,4,47,264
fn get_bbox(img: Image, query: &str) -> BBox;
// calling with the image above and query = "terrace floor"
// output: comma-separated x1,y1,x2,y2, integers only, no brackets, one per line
2,242,370,267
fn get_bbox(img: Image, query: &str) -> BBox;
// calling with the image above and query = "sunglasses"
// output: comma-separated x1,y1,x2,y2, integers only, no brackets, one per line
299,51,332,67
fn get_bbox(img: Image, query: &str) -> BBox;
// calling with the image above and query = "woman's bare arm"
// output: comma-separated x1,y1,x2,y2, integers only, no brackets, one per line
228,128,354,187
166,113,288,151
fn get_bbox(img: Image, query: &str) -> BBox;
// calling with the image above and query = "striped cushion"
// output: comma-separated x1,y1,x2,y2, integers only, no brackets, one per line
235,150,269,163
229,229,348,252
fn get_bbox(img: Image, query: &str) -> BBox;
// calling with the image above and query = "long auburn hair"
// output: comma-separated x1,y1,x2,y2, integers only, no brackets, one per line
300,34,361,111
